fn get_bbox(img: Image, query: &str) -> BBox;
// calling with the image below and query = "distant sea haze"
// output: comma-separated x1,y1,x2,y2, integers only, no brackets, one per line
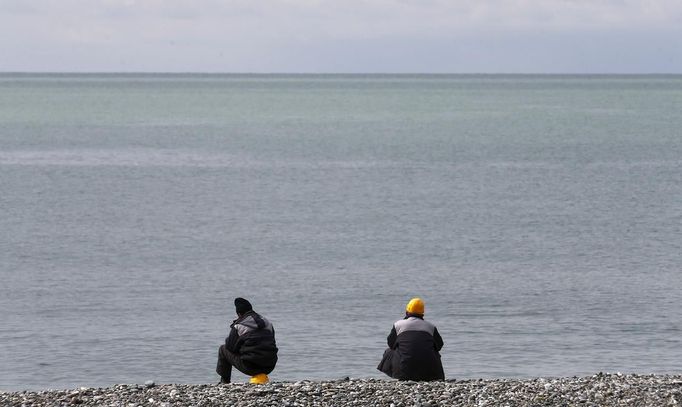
0,74,680,391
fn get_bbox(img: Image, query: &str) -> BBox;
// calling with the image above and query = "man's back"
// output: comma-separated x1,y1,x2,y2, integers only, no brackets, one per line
391,316,444,381
228,311,278,369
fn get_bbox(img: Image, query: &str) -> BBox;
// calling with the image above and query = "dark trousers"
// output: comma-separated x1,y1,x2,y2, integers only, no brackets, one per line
377,347,444,381
377,348,399,379
216,345,262,383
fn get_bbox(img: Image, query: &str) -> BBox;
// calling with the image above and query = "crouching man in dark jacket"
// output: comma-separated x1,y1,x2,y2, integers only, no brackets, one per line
377,297,444,381
217,298,278,384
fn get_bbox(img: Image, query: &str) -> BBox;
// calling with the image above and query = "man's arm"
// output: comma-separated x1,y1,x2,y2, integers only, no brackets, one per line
433,327,444,351
387,326,398,349
225,326,240,352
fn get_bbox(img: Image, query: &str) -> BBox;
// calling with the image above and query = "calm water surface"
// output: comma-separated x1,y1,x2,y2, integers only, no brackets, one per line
1,74,681,390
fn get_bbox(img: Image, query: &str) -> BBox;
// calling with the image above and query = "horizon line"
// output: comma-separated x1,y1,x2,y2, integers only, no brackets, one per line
1,71,682,76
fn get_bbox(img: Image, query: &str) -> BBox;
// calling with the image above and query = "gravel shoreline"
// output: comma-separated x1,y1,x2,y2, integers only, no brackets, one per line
2,373,681,406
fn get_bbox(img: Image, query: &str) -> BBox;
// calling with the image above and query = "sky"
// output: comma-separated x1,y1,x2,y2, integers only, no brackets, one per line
1,0,681,73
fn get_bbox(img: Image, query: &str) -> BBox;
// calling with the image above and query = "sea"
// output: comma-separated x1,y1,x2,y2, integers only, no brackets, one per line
0,74,680,391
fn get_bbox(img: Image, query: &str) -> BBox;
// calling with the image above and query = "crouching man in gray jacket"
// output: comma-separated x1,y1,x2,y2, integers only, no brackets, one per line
217,298,278,384
378,297,444,381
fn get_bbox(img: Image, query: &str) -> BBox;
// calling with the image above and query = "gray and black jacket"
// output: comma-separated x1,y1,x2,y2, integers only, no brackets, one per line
378,315,444,381
225,310,278,371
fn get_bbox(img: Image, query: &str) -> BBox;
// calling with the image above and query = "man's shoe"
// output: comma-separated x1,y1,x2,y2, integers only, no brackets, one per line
219,378,230,384
249,374,269,384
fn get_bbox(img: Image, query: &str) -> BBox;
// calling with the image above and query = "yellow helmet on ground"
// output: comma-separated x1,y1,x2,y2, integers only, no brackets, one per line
249,373,269,384
405,297,425,315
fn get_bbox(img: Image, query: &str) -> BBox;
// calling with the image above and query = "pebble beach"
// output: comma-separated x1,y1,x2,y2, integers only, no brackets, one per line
2,373,681,406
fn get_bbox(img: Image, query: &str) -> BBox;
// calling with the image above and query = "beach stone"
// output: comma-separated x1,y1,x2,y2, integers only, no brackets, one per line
2,374,682,406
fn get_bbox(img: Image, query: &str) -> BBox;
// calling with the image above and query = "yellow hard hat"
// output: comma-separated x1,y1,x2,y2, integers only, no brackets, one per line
405,297,425,315
249,373,269,384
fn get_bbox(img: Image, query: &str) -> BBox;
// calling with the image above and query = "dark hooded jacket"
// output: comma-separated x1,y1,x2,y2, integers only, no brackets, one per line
378,315,444,381
225,310,278,371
